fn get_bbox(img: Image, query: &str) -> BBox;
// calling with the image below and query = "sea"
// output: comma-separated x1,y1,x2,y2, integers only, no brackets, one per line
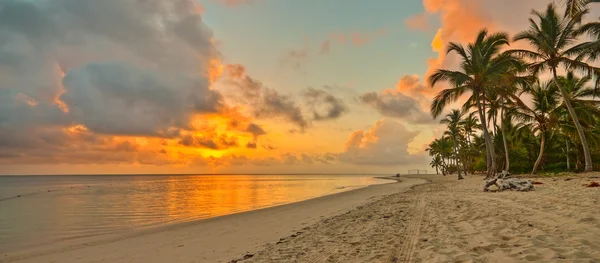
0,174,389,253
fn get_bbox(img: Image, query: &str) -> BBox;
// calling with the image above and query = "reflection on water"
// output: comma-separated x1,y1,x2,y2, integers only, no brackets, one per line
0,174,387,253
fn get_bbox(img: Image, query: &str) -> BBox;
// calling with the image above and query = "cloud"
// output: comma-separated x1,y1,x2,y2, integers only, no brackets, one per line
0,0,241,165
408,0,550,81
245,123,267,138
178,134,238,150
225,66,308,128
0,125,180,166
349,30,387,46
282,29,387,69
257,89,310,130
405,13,430,31
302,88,348,121
224,65,352,129
338,119,424,166
61,62,223,136
359,75,433,124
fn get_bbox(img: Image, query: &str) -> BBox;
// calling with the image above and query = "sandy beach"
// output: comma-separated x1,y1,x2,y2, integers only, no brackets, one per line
246,174,600,263
4,173,600,263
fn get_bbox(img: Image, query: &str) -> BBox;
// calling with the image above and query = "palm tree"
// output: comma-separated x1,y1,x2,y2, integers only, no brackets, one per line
459,112,481,173
565,0,600,20
511,3,598,172
459,112,480,147
511,81,560,174
430,29,522,177
426,138,453,176
430,155,443,175
491,66,535,172
556,72,600,170
440,109,465,180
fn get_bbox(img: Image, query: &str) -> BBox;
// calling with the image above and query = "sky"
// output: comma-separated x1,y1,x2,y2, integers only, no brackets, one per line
0,0,555,175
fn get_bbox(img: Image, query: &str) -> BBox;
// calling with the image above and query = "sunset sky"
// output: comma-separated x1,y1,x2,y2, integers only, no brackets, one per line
0,0,555,175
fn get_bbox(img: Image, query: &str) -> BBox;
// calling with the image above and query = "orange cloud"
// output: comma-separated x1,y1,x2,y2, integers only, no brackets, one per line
208,58,224,86
405,13,430,31
431,29,444,52
54,63,69,113
411,0,494,80
339,119,424,166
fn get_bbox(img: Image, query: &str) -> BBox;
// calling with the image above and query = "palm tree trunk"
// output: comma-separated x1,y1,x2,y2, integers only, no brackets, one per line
477,93,496,177
532,131,546,174
435,166,439,175
452,135,464,180
441,158,446,176
501,99,510,172
461,150,468,176
566,137,570,171
493,112,498,135
552,69,593,172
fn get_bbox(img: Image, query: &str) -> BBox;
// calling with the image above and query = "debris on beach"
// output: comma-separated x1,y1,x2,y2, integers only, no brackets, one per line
484,171,534,192
584,182,600,188
532,181,544,185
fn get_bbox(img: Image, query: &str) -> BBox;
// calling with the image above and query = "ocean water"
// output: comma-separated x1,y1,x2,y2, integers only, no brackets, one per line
0,174,388,253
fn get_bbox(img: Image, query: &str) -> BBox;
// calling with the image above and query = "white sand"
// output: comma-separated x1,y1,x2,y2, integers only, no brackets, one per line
2,178,426,263
247,174,600,262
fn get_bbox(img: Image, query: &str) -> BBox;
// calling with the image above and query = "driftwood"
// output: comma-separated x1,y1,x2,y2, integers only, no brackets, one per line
484,171,534,192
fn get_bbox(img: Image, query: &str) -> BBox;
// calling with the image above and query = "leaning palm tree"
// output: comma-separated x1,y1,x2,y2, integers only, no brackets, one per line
441,109,465,180
430,29,522,177
556,72,600,169
511,81,560,174
510,3,598,172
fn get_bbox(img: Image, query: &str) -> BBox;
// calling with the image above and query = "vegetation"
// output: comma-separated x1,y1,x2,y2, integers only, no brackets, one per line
427,3,600,177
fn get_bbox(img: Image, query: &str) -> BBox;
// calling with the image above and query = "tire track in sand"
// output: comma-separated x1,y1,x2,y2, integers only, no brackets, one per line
394,196,425,263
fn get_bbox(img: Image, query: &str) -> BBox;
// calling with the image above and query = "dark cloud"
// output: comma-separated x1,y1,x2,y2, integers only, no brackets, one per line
0,125,179,166
246,142,257,149
224,64,311,130
263,144,276,150
62,62,223,136
0,0,221,138
0,0,231,164
302,88,348,121
245,123,266,137
256,89,309,130
178,134,238,150
359,92,432,124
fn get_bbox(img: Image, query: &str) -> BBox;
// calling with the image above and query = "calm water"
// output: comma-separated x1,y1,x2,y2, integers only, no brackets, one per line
0,174,388,253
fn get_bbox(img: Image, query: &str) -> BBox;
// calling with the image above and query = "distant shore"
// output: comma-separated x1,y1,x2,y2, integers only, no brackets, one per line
2,177,424,263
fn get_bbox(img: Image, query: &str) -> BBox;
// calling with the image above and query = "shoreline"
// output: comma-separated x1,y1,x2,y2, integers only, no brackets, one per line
2,177,426,263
